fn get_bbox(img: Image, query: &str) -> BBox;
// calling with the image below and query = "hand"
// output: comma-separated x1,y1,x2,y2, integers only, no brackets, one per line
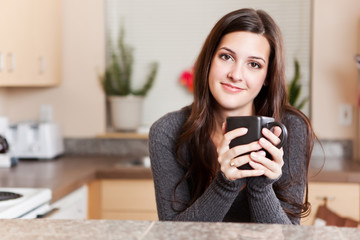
248,126,284,180
217,122,264,181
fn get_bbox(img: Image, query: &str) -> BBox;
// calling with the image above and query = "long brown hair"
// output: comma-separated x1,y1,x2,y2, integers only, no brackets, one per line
175,8,315,218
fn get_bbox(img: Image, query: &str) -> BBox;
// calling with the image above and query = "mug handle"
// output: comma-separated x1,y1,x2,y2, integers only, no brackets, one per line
265,122,288,148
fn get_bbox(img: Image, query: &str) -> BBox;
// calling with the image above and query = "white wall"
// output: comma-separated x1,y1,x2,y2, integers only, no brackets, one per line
312,0,360,140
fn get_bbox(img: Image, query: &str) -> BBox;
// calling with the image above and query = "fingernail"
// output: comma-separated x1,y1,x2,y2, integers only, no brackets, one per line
260,138,267,144
240,128,248,134
251,152,258,159
258,151,266,156
262,128,270,134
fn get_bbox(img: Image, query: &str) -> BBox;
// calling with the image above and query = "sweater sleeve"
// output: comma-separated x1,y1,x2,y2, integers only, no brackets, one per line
246,113,309,225
149,111,246,222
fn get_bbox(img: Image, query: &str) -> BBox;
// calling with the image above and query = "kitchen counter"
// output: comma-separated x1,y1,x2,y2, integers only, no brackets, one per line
1,155,360,203
0,155,152,202
0,219,359,239
309,157,360,183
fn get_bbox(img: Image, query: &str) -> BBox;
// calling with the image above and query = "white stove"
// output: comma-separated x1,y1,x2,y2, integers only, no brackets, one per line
0,187,52,219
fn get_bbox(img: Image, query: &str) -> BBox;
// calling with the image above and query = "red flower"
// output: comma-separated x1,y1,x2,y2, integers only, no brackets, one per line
179,67,194,92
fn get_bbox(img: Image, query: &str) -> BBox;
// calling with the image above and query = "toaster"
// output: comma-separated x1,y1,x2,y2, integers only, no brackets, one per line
6,122,64,160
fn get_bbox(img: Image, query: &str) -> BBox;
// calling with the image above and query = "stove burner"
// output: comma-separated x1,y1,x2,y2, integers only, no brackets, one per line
0,191,23,201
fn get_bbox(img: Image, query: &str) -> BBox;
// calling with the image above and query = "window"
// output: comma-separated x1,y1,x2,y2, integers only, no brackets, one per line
105,0,312,127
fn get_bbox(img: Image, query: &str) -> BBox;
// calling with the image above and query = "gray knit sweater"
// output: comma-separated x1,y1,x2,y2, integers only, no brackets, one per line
149,108,309,224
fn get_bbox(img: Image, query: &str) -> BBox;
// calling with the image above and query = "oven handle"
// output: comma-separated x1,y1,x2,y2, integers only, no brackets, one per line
36,207,59,218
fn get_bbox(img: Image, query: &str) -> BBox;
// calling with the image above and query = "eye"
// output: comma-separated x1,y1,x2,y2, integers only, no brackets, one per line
220,53,234,62
249,62,262,69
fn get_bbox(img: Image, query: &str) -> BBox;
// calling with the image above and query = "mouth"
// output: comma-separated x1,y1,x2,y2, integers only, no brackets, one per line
221,82,245,93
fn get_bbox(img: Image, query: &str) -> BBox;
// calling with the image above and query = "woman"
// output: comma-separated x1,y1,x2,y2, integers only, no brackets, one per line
149,8,315,224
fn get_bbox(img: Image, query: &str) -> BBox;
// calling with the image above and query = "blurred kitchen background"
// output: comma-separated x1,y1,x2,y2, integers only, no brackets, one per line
0,0,358,157
0,0,359,227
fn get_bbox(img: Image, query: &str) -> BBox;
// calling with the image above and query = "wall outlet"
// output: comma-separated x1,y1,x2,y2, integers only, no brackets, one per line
339,104,352,126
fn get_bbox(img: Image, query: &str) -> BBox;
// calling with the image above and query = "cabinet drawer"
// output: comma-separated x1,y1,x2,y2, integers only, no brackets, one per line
101,179,156,211
102,211,158,220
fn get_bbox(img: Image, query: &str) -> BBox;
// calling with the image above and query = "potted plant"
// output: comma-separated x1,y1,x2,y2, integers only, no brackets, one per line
288,59,308,110
100,26,158,131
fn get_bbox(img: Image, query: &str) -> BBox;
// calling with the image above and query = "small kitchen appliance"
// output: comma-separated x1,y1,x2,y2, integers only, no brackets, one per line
6,122,64,160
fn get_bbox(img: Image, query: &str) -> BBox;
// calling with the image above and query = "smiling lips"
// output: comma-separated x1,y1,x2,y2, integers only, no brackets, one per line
221,82,245,93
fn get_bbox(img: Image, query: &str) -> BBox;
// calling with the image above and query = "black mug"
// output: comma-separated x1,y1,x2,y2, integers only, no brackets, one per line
226,116,288,170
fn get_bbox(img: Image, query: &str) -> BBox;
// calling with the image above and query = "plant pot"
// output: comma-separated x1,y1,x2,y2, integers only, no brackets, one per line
108,95,144,131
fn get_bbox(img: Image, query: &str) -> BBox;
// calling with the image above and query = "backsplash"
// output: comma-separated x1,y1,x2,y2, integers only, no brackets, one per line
64,138,148,158
312,139,353,159
64,138,353,160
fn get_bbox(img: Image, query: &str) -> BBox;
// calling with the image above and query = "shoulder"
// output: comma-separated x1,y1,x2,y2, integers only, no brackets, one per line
282,111,307,127
149,107,189,141
281,110,312,159
282,111,308,137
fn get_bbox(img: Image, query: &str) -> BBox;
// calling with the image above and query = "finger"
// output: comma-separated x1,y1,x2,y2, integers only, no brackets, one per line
221,160,257,181
256,150,266,157
273,126,282,138
223,127,248,144
233,169,265,179
250,151,276,171
259,138,282,158
225,141,262,161
229,154,251,168
249,152,281,179
258,138,284,165
217,128,248,156
262,128,281,146
230,149,265,168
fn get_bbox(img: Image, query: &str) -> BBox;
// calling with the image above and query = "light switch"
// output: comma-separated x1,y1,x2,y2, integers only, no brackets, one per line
339,104,352,126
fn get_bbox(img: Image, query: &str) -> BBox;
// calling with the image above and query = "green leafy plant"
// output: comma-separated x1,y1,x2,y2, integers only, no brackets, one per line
288,59,308,110
100,26,158,96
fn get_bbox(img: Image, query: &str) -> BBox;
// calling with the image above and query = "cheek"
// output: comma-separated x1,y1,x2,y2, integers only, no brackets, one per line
248,72,267,92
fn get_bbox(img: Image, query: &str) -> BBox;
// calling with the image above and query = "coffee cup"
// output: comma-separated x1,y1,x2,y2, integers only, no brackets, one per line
226,116,288,170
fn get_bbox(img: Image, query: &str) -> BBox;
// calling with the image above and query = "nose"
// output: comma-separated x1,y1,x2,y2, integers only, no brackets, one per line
227,63,243,81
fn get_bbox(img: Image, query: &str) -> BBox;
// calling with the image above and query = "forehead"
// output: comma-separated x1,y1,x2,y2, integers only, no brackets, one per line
217,31,270,59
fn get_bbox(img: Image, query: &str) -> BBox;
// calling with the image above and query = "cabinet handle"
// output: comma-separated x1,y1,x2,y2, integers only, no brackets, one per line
8,53,15,72
36,207,59,218
0,53,3,72
316,196,335,205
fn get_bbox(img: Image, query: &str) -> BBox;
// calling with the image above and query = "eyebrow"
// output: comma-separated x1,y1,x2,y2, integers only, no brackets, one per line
219,47,267,64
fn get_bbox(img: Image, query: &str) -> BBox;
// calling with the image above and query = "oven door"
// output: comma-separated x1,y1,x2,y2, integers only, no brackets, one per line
19,203,58,219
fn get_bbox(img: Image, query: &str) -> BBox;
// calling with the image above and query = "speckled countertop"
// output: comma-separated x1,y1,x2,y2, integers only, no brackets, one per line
0,219,359,240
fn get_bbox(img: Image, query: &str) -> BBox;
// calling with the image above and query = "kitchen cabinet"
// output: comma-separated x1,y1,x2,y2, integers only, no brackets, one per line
301,182,360,225
0,0,61,87
88,179,158,220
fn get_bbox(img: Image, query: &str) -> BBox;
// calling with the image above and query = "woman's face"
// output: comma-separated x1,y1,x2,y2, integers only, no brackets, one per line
208,31,270,117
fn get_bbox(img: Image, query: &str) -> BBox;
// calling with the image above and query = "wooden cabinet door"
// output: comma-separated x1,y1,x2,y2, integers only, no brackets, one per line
0,0,34,85
301,182,360,225
88,179,158,221
30,0,62,86
0,0,61,86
